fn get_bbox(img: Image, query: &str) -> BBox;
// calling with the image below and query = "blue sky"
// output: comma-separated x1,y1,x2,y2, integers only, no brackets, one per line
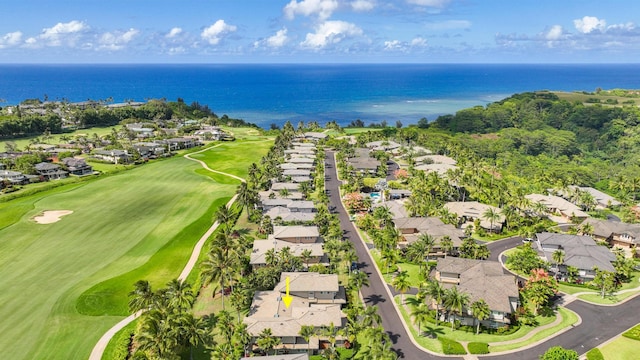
1,0,639,63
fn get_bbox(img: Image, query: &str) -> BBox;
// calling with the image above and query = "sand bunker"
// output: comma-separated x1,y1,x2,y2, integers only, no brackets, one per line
33,210,73,224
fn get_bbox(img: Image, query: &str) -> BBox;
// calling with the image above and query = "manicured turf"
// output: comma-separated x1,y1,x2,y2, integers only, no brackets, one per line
0,135,272,360
599,335,640,360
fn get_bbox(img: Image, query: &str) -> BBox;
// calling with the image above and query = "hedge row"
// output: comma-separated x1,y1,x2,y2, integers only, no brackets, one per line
468,342,489,354
439,337,466,355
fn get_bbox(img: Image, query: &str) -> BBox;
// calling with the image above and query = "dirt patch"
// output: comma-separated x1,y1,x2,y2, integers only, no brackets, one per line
33,210,73,224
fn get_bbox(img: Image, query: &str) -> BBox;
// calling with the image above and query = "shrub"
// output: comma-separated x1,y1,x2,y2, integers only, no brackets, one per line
439,337,466,355
468,342,489,355
622,324,640,340
112,331,133,360
586,348,604,360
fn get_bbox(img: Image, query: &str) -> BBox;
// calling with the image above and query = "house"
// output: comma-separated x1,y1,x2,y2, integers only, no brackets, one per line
280,162,315,170
580,218,640,255
435,258,519,328
259,190,305,202
414,163,458,176
244,273,346,354
303,132,328,141
250,239,325,268
161,137,199,151
393,216,465,252
61,157,93,176
444,201,505,232
0,170,28,185
347,148,380,174
525,194,589,222
534,232,616,279
365,140,402,152
34,162,68,180
271,225,320,244
287,157,315,164
372,200,409,220
569,186,622,209
389,189,412,199
270,182,300,191
283,169,312,177
415,154,457,166
93,149,132,164
264,207,316,223
125,123,155,138
261,199,316,213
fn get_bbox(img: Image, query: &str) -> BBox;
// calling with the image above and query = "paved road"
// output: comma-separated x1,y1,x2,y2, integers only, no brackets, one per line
325,150,640,359
325,151,460,359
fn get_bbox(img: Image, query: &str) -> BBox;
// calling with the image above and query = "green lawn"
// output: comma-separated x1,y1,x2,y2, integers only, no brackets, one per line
599,335,640,360
0,134,272,360
559,272,640,304
395,295,577,354
0,125,120,151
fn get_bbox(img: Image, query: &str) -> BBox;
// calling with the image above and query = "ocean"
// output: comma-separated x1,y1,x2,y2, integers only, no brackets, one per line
1,63,640,128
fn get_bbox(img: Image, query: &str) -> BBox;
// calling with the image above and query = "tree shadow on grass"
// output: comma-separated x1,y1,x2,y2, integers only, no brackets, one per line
422,326,445,339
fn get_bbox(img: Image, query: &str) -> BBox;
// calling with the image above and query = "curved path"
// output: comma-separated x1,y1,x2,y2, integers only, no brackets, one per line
89,144,244,360
324,150,640,360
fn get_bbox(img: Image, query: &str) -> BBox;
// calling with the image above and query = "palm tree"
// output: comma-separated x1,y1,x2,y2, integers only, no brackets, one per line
482,207,501,234
256,328,280,355
425,280,444,325
300,249,313,268
349,269,370,291
135,310,178,359
410,302,431,336
392,270,411,304
362,305,382,328
178,313,210,360
128,280,156,313
299,325,317,355
552,249,565,272
236,182,257,214
439,236,454,258
232,322,252,357
214,204,233,228
201,248,232,310
470,299,491,335
322,322,339,349
165,278,195,311
210,343,236,360
443,286,470,331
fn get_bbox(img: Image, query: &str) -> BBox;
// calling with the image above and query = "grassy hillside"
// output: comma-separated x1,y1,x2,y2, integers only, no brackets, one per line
0,135,272,360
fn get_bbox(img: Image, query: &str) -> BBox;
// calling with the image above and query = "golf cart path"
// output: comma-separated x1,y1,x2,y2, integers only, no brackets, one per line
89,143,244,360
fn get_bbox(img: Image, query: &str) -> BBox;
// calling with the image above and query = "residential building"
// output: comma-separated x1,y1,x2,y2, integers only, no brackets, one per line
525,194,589,222
435,258,519,328
244,273,346,354
568,186,622,209
534,232,616,279
61,157,93,176
444,201,505,232
34,162,68,180
242,355,309,360
93,149,132,164
271,225,320,244
393,216,465,251
250,239,325,268
0,170,28,184
264,207,316,223
580,218,640,255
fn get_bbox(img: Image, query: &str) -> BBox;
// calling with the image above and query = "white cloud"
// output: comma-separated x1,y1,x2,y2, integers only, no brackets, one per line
201,20,237,45
425,20,472,30
351,0,375,11
284,0,339,20
384,37,427,52
38,20,89,47
574,16,606,34
301,20,363,49
98,28,139,50
384,40,403,51
545,25,564,40
411,37,427,47
267,28,289,48
406,0,450,7
166,27,183,39
0,31,22,48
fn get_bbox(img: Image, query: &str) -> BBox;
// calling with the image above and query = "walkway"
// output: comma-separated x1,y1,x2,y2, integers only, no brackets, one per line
89,144,244,360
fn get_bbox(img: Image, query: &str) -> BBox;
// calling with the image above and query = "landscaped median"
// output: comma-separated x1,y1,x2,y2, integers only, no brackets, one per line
394,295,580,355
594,323,640,360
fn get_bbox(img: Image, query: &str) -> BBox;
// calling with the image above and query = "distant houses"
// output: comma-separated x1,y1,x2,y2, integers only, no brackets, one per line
525,193,589,223
444,201,505,232
580,218,640,257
